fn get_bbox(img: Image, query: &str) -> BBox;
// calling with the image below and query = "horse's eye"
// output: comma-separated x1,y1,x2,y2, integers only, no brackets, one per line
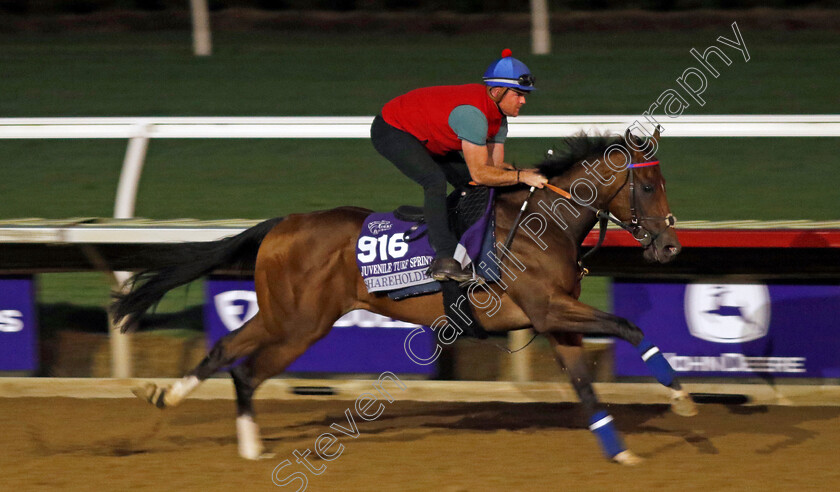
642,184,654,193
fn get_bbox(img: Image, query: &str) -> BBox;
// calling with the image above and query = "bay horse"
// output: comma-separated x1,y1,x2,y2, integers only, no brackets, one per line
113,129,697,465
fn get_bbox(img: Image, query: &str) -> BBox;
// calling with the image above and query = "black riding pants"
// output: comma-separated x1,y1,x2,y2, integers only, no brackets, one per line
370,114,471,258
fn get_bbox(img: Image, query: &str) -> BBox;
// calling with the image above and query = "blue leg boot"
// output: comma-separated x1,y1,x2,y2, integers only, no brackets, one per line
637,337,675,387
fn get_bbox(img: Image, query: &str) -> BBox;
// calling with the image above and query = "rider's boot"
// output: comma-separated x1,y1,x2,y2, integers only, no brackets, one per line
428,257,473,283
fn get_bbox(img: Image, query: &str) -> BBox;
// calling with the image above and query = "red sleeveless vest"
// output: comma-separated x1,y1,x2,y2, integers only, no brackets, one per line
381,84,503,156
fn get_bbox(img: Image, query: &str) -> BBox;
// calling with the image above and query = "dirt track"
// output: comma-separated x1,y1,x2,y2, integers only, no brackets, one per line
2,396,839,491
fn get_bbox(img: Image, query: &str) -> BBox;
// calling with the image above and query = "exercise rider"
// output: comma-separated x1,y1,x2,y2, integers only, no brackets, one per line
370,49,548,282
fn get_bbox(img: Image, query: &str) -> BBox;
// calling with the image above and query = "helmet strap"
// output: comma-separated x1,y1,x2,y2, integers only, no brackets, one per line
487,86,508,103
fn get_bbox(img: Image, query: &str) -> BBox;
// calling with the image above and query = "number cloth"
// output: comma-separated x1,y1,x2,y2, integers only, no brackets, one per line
355,203,498,295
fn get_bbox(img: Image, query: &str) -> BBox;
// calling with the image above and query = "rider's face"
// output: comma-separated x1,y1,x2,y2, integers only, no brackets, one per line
499,89,527,117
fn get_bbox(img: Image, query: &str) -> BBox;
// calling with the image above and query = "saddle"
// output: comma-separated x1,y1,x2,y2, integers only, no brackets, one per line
393,187,493,340
356,187,495,338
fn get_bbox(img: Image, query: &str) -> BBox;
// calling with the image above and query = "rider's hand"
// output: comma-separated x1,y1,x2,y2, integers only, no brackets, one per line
519,169,548,189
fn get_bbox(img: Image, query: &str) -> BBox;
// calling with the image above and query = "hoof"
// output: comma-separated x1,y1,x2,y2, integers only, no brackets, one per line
671,390,699,417
132,383,167,409
238,441,267,461
613,450,644,466
240,450,276,461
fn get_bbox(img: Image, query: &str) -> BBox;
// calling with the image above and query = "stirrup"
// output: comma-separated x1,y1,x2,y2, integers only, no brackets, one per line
428,258,473,283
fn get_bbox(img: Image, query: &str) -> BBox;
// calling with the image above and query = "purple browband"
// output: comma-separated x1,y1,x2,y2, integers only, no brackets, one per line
628,160,660,168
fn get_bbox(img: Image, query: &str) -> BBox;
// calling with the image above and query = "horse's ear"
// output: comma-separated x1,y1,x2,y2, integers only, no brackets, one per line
624,125,659,160
623,128,643,160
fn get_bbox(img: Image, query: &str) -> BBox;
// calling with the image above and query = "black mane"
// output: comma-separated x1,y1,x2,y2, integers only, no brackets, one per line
536,133,624,179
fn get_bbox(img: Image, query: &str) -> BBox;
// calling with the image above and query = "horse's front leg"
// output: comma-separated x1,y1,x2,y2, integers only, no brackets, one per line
547,332,642,465
536,295,697,417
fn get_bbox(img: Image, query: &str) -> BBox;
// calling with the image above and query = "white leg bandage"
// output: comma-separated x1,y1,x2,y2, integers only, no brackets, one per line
237,415,264,460
164,375,200,407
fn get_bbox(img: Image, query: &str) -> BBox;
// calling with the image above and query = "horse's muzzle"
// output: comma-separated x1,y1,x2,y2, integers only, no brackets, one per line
644,228,681,264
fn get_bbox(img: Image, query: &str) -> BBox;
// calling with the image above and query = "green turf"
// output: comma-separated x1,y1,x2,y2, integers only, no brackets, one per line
0,29,837,314
2,137,836,220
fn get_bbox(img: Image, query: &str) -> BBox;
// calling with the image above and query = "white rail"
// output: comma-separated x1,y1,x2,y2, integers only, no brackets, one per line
2,115,840,139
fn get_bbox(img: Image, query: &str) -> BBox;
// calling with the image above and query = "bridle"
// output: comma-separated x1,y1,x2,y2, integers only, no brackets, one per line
624,160,677,248
502,159,677,275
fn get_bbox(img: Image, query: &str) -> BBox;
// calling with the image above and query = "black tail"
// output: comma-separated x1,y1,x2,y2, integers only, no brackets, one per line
111,217,283,332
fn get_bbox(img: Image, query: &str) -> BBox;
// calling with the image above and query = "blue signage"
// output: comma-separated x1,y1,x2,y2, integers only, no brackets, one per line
613,281,840,378
0,276,38,372
204,277,436,375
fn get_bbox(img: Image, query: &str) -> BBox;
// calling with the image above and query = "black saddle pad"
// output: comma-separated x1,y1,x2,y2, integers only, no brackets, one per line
394,205,424,222
392,187,491,236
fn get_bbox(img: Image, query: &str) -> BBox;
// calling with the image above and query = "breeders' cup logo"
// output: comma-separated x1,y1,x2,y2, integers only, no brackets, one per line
368,220,392,235
684,283,771,343
214,290,258,331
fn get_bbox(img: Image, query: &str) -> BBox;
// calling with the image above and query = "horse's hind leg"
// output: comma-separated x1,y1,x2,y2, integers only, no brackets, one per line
230,363,265,460
547,333,642,465
133,313,274,409
229,339,315,460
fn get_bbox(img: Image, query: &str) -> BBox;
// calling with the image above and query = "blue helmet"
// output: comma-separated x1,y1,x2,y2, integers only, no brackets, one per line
483,49,536,92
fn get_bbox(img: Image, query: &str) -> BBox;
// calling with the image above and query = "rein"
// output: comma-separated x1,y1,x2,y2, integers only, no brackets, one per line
506,159,676,276
492,160,676,354
490,155,676,353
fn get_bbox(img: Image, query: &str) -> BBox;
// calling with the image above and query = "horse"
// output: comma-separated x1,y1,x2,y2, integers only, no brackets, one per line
113,128,697,466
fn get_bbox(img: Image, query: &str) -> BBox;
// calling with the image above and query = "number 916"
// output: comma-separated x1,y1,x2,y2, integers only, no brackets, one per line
357,234,408,263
